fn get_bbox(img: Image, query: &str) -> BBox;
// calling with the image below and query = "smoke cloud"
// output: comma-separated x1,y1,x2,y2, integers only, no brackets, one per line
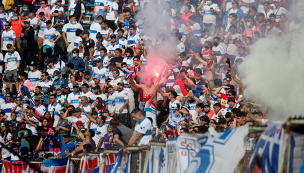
238,1,304,120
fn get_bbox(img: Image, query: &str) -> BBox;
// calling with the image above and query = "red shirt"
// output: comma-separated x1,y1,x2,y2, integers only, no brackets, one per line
11,19,24,37
174,78,189,96
206,110,215,120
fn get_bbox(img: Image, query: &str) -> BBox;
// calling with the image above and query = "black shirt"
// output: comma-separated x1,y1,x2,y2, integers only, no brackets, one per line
110,57,124,63
82,38,95,56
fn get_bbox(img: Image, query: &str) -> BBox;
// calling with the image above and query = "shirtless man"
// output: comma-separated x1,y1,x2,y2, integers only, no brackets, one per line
71,124,95,156
192,52,215,86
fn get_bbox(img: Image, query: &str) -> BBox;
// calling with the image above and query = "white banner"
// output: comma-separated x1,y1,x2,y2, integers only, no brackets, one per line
147,145,165,173
186,125,249,173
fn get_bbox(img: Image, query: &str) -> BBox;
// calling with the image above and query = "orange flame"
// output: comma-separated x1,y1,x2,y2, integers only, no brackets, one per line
156,72,159,78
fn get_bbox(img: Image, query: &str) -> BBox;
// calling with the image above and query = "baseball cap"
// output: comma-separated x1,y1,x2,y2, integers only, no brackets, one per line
83,30,89,35
19,120,26,125
93,75,100,80
106,85,113,89
29,61,37,66
101,109,109,114
62,84,69,89
96,41,102,47
73,82,79,87
273,0,280,2
171,102,179,109
75,121,83,126
34,96,41,101
54,86,61,90
75,107,81,112
60,98,68,106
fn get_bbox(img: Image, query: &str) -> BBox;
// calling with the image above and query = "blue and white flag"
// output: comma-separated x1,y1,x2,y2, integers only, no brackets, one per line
176,133,209,173
147,145,165,173
186,125,248,173
246,121,285,173
165,138,177,173
111,151,131,173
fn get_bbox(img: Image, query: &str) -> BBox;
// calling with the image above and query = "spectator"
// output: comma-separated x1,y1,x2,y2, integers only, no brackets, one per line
1,22,16,56
36,0,51,19
68,48,85,72
4,44,20,93
20,19,34,72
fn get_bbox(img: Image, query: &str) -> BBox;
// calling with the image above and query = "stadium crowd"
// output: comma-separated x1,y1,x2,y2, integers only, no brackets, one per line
0,0,298,161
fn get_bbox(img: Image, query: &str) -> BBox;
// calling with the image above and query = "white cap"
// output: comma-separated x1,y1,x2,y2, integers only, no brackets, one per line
181,61,189,67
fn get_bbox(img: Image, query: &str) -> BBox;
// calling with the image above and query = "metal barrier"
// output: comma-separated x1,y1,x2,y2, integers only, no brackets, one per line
65,156,82,173
120,145,148,173
142,142,166,173
99,149,120,173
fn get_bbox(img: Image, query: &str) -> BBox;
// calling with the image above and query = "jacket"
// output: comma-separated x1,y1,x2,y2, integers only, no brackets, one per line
21,26,35,50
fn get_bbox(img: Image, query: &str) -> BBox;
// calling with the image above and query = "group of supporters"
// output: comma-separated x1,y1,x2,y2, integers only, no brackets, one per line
0,0,298,163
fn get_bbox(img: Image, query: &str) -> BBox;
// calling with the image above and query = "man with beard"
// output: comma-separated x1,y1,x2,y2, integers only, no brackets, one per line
106,34,120,57
114,82,129,126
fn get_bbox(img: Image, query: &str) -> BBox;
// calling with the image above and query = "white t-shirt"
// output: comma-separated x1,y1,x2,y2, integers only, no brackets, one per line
62,23,84,43
43,27,60,47
93,67,109,83
212,45,225,63
114,89,128,114
28,70,42,90
91,123,107,148
2,30,16,51
176,42,185,53
51,6,64,14
127,33,140,47
4,51,21,70
180,4,196,14
37,19,47,38
134,116,152,146
106,43,120,54
106,2,118,20
0,136,10,159
48,102,62,127
109,77,121,87
68,91,81,108
68,2,85,15
46,67,59,79
107,92,116,113
29,17,39,35
89,22,102,43
1,102,16,120
122,57,134,67
67,116,88,130
118,38,127,50
39,80,53,90
273,6,289,22
190,22,201,37
201,3,220,24
170,24,188,42
80,103,91,121
94,0,107,15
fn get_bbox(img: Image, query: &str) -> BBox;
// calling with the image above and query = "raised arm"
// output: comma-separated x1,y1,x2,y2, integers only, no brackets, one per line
73,123,85,141
81,107,97,123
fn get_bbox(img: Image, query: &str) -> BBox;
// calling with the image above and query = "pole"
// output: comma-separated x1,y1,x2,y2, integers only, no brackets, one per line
0,142,43,173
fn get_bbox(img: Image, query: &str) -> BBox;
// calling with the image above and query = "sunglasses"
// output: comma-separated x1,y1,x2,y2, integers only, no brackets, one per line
40,3,45,4
73,86,79,88
41,75,45,77
4,25,9,26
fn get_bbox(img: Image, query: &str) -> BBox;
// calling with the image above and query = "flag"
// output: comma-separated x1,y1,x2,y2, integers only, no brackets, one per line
110,151,131,173
3,160,28,173
28,163,41,173
246,121,285,173
186,125,249,173
147,146,165,173
176,133,209,173
104,153,119,173
288,128,304,173
43,159,51,173
164,138,177,173
79,155,100,173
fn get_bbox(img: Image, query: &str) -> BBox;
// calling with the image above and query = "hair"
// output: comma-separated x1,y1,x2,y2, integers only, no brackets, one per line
35,86,42,91
231,108,240,116
196,103,204,109
181,128,189,133
214,37,221,42
228,90,236,97
72,48,79,53
214,79,222,87
19,72,28,80
5,21,11,26
213,103,221,108
230,24,237,29
227,84,235,91
6,43,12,49
100,48,107,53
125,47,134,57
11,143,18,150
147,117,153,124
169,90,177,98
67,62,74,69
200,116,210,124
175,33,182,41
265,19,272,24
70,15,76,19
131,108,143,115
188,15,196,22
83,144,92,152
115,48,122,53
76,29,83,36
109,118,120,129
50,138,60,148
97,15,104,21
53,70,60,75
82,83,89,88
95,97,103,109
129,25,136,31
117,28,124,33
89,129,95,137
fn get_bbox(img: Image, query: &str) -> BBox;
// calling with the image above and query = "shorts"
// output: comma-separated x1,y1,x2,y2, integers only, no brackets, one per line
7,69,18,81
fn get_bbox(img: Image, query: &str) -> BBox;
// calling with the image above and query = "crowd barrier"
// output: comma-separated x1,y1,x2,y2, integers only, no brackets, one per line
3,119,304,173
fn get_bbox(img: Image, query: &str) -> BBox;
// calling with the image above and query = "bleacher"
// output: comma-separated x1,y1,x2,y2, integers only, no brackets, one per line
17,0,96,29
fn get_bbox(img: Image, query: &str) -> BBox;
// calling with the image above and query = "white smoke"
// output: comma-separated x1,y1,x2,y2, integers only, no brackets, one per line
238,1,304,121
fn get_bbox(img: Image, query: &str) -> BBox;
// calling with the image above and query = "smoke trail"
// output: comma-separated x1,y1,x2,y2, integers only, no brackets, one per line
238,1,304,120
137,2,177,80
